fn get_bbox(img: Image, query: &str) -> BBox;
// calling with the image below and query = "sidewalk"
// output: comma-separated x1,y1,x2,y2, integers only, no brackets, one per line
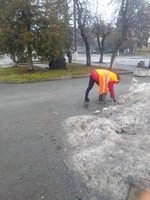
71,53,150,72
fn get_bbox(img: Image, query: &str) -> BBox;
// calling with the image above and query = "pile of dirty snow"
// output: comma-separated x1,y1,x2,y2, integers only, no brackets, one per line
62,80,150,200
134,68,150,77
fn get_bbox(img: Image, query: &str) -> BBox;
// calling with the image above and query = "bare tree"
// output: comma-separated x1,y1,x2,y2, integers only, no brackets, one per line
93,16,111,63
110,0,150,68
110,0,129,68
74,0,91,66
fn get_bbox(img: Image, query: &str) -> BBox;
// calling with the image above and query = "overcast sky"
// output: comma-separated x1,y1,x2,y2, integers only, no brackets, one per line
92,0,117,22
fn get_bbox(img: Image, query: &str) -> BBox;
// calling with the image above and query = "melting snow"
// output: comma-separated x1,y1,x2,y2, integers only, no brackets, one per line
62,80,150,200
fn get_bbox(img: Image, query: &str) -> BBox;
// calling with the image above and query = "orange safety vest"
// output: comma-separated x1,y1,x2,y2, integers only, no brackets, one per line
95,69,118,95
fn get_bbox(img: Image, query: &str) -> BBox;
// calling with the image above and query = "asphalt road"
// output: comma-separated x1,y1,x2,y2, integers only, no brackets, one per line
0,74,150,200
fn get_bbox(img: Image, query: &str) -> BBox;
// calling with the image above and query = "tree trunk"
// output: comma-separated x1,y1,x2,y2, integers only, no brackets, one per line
97,34,105,64
110,49,119,69
75,0,91,66
86,45,91,66
110,39,122,69
80,28,91,66
27,56,33,71
99,53,103,63
100,36,105,63
27,45,33,71
10,53,18,67
67,50,72,63
97,34,103,63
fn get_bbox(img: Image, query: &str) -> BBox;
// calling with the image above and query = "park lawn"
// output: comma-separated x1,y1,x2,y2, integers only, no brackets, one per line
0,63,96,83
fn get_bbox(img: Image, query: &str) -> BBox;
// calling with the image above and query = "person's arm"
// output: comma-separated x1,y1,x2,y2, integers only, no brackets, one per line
108,81,116,102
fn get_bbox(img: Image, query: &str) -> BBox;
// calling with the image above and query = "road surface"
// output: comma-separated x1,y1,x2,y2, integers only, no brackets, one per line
0,75,150,200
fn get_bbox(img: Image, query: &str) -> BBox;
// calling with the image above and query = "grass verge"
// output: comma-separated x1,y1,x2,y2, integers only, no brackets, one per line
0,63,128,83
0,63,96,83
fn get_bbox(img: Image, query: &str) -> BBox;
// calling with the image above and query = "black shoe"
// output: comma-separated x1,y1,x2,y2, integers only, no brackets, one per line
85,98,90,103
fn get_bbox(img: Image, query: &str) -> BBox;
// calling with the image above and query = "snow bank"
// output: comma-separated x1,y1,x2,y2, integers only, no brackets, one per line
0,55,15,67
62,81,150,200
134,68,150,77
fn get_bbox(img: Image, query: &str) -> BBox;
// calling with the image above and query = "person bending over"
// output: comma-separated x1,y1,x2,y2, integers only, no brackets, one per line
84,69,120,103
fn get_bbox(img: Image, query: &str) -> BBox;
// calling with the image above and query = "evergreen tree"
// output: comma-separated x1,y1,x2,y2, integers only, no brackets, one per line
0,0,68,70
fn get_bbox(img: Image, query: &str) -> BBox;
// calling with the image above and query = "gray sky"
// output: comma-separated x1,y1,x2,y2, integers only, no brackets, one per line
92,0,117,22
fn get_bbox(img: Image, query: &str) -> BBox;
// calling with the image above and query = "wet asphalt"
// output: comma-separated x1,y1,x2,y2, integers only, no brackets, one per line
0,74,150,200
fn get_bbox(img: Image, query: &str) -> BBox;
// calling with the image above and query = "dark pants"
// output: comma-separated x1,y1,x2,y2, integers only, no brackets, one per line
84,76,98,102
